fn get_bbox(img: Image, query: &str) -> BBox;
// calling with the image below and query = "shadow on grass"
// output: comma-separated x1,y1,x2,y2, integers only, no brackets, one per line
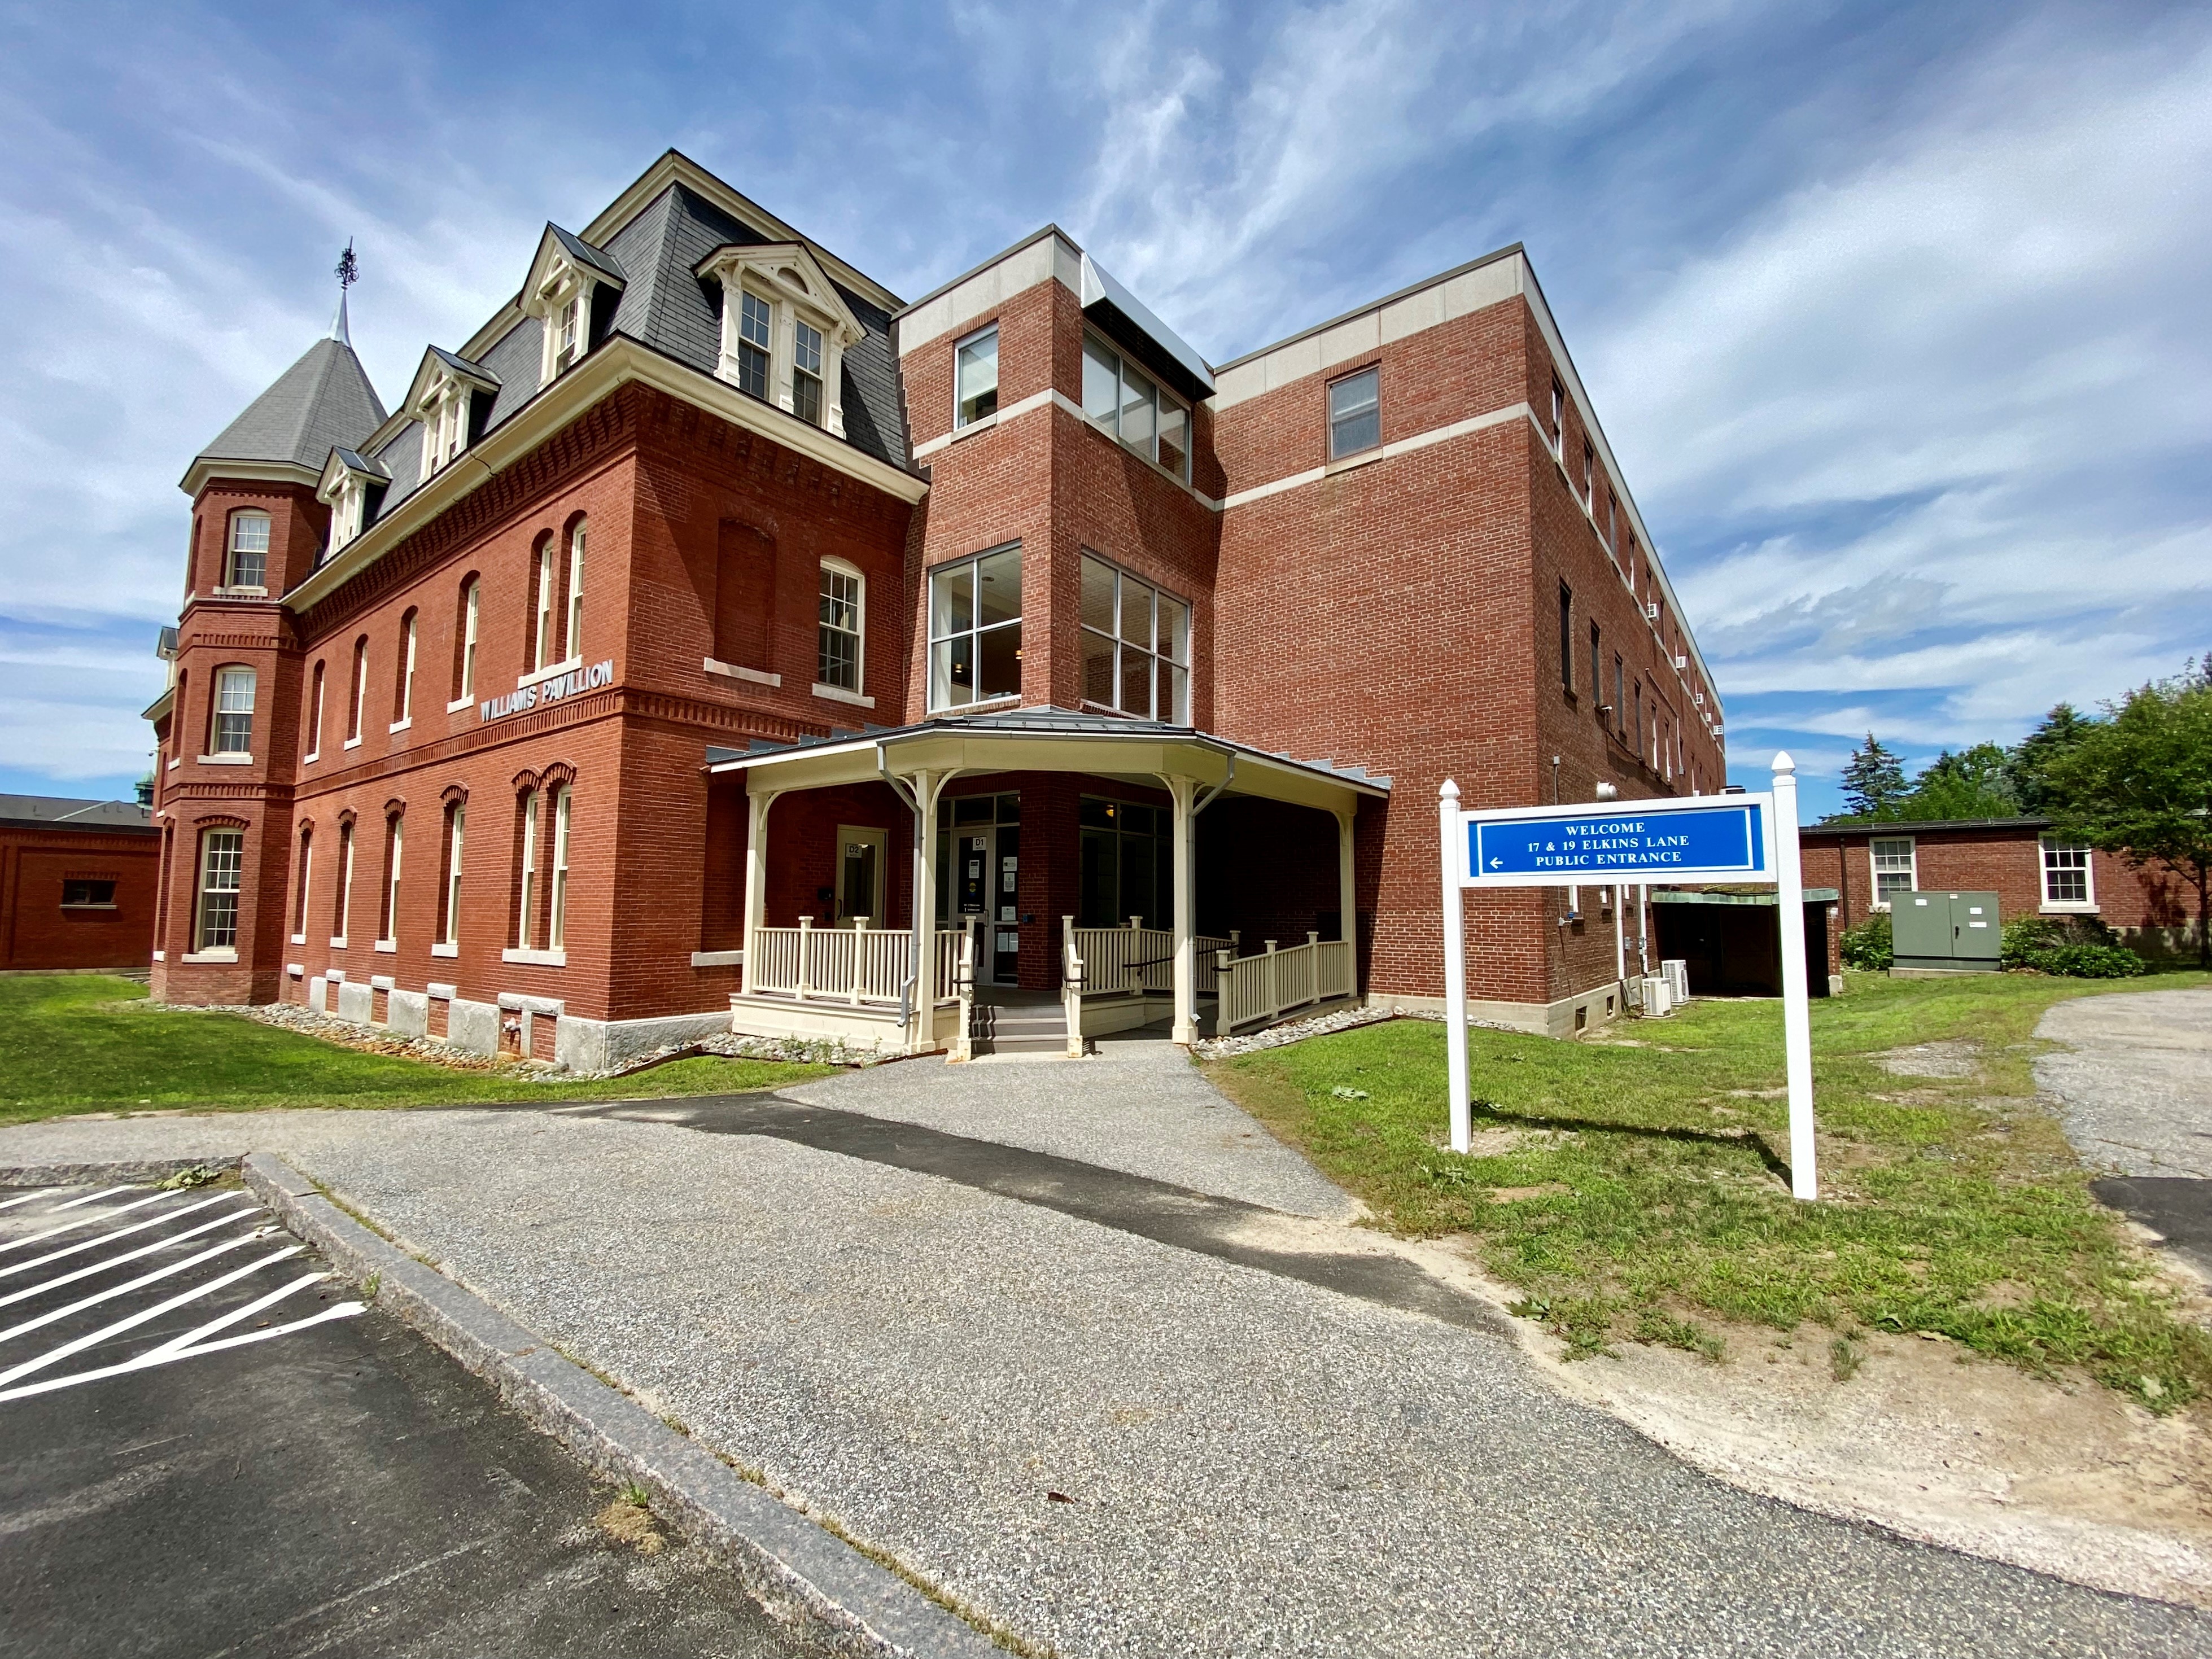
1461,1101,1796,1185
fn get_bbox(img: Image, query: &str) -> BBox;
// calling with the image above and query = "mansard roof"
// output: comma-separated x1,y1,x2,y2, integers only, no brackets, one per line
184,336,387,494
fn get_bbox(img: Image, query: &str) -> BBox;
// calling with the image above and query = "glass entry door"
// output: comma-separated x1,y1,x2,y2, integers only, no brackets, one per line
938,793,1020,985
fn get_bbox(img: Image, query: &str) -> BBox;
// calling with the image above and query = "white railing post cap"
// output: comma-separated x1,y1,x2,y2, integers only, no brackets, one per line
1772,751,1796,777
1439,777,1460,802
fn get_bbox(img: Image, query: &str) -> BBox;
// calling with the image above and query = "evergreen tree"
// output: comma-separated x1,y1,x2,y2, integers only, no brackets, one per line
1898,742,2017,820
1836,733,1908,820
2006,703,2096,814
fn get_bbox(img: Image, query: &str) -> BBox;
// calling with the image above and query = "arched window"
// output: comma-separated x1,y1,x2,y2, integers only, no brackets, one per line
332,818,355,944
531,536,557,672
548,784,572,947
393,609,418,727
347,636,368,745
452,577,480,703
377,812,404,947
438,796,466,948
305,660,326,762
292,824,312,940
225,511,270,590
817,558,863,694
564,519,585,662
514,787,539,948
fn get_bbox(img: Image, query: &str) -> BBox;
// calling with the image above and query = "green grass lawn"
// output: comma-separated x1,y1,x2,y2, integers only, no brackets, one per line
0,975,834,1124
1209,970,2212,1410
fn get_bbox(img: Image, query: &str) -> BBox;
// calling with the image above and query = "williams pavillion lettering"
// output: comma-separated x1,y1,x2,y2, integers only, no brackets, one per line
482,659,614,723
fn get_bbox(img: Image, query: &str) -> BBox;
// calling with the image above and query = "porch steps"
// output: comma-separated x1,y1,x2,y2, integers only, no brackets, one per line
971,1002,1069,1057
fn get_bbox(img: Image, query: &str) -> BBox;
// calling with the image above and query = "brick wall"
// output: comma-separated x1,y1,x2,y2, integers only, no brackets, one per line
0,826,160,971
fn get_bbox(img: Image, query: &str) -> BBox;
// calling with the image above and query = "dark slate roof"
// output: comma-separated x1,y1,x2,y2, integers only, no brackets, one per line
706,706,1392,792
193,337,388,475
427,344,500,387
0,794,158,835
352,181,912,539
331,447,389,479
549,223,626,284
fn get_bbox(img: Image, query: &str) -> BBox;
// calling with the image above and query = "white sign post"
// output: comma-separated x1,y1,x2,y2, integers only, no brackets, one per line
1437,754,1819,1199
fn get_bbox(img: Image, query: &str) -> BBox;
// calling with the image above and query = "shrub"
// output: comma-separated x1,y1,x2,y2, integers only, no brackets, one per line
1839,912,1893,971
2003,914,2147,977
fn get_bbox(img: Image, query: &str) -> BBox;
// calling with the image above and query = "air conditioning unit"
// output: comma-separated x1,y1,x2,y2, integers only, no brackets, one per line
1694,691,1705,707
1662,959,1690,1005
1673,654,1688,669
1645,603,1660,620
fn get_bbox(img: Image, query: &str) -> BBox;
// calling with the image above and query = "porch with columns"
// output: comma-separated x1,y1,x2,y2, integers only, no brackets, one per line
703,710,1387,1057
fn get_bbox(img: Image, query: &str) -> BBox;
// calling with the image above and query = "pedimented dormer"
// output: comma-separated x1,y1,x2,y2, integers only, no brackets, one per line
693,243,864,437
316,447,391,554
522,224,626,384
404,347,500,480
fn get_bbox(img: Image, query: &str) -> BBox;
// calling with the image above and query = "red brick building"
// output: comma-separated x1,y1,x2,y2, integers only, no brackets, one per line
1,795,160,973
146,151,1724,1062
1802,818,2201,962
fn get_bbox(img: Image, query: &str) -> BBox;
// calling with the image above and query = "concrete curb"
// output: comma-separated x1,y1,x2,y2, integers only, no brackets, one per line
237,1152,1000,1659
0,1154,239,1188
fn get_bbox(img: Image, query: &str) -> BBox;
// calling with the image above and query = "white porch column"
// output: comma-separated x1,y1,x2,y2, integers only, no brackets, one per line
1169,775,1199,1045
1336,806,1357,996
909,768,938,1048
740,788,779,997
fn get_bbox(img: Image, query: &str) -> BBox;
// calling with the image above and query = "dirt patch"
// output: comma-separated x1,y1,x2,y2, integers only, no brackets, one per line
1875,1040,1983,1079
595,1493,666,1555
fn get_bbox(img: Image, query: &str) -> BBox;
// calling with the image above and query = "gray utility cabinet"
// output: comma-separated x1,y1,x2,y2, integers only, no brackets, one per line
1892,890,2000,971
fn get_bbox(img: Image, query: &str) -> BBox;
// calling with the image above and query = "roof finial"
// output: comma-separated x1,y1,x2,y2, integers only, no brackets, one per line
331,239,359,345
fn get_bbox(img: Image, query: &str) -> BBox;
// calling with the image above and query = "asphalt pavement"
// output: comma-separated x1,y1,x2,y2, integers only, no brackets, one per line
0,1178,807,1659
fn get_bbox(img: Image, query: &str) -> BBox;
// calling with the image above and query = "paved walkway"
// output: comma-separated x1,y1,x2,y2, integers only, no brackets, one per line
2037,986,2212,1280
3,1065,2206,1654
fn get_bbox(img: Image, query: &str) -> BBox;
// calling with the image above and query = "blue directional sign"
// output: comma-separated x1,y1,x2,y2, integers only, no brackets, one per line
1460,798,1771,887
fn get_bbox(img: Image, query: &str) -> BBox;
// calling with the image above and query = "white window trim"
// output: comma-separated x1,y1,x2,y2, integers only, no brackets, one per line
225,511,272,590
2039,836,2099,913
396,614,417,726
565,522,586,662
180,949,238,965
1869,836,1917,909
304,666,325,764
533,541,558,672
548,786,571,949
458,580,480,703
816,556,865,699
197,752,253,765
953,321,1000,430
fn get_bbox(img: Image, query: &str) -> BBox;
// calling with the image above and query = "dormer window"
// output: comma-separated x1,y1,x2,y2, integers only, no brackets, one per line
696,242,864,438
522,225,626,386
317,448,391,555
405,349,500,480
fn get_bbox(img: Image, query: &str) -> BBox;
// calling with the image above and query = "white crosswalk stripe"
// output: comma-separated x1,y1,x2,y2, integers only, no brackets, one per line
0,1181,365,1404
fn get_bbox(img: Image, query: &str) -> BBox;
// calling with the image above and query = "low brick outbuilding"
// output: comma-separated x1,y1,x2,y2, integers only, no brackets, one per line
0,795,160,973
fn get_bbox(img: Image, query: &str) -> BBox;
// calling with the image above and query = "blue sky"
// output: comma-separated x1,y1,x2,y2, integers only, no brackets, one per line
2,0,2207,821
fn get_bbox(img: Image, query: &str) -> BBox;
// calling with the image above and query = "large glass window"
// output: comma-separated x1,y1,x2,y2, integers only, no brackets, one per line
212,667,255,754
818,561,862,691
1080,332,1190,482
1079,553,1188,722
928,546,1022,710
736,291,772,400
1077,797,1173,930
194,829,243,952
226,513,269,589
1327,368,1380,459
2041,839,2092,907
1871,837,1916,907
792,319,824,425
954,324,998,427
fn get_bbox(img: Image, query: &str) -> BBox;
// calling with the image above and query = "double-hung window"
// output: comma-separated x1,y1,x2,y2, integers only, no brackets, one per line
1081,332,1191,481
1328,368,1380,459
347,638,367,745
2041,839,2093,908
818,561,862,692
441,802,465,947
954,324,999,426
394,611,417,727
378,817,403,947
212,667,255,755
456,580,479,702
534,540,558,671
565,521,586,660
1557,583,1573,694
928,546,1022,710
1079,554,1189,722
292,827,312,939
548,787,572,948
333,821,354,944
194,829,243,953
515,790,539,949
791,319,824,425
1871,837,1916,907
226,513,269,589
736,291,772,400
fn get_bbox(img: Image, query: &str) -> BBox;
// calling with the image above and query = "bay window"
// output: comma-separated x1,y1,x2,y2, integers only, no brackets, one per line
1078,553,1188,722
928,545,1022,710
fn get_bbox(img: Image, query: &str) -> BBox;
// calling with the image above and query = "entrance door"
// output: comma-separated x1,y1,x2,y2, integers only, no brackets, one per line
991,826,1020,984
939,793,1021,986
835,826,888,924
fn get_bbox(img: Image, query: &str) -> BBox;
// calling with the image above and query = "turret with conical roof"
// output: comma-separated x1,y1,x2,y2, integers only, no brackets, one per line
182,332,387,500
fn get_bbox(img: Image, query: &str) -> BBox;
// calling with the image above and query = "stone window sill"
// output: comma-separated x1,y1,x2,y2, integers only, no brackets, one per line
291,933,306,945
374,939,397,953
197,752,253,765
931,693,1021,718
518,655,583,691
180,949,237,965
502,946,567,967
329,936,348,949
431,941,459,958
691,949,745,968
447,694,474,713
389,717,412,734
705,658,781,687
813,681,875,708
343,737,363,751
2039,903,2100,915
60,902,119,911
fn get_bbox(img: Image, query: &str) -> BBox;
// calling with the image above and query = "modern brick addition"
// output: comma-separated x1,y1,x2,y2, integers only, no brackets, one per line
146,151,1728,1056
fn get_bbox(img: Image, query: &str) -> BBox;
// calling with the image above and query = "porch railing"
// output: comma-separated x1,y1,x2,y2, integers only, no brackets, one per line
1212,932,1356,1035
1062,918,1238,996
749,917,959,1008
